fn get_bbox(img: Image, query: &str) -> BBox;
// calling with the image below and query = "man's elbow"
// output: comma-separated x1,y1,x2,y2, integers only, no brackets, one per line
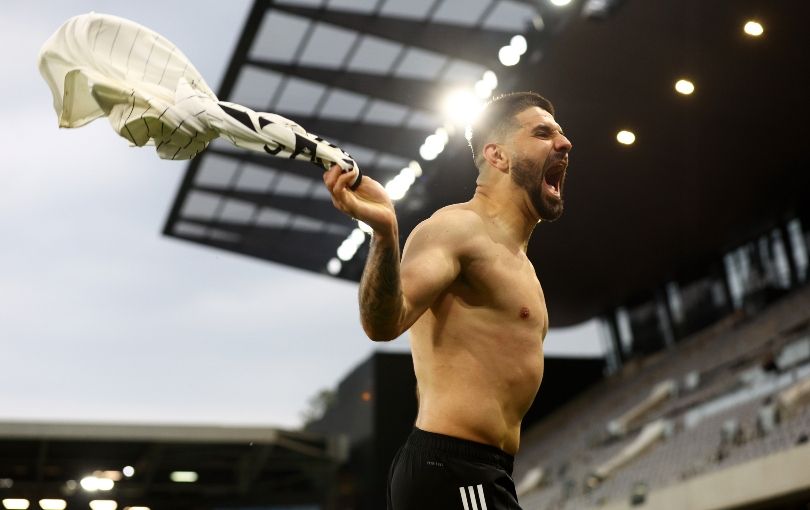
361,323,402,342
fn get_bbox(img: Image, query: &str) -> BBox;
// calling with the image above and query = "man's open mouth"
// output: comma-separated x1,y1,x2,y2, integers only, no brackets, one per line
543,164,566,197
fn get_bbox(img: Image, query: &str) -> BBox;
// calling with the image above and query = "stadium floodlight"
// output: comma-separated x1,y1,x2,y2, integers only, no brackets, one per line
337,240,358,261
98,471,122,482
384,176,409,201
419,144,439,161
616,130,636,145
498,45,520,66
38,500,66,510
424,134,446,154
80,476,104,492
2,500,29,510
482,70,498,90
88,501,117,510
510,35,528,56
408,160,423,177
433,127,449,146
474,79,492,98
169,471,198,483
327,257,342,275
442,89,484,125
357,221,374,234
474,70,498,99
674,79,695,95
348,228,366,247
744,20,764,37
399,167,416,187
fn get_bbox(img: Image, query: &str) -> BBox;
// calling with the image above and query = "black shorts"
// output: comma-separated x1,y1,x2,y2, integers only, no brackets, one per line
386,428,522,510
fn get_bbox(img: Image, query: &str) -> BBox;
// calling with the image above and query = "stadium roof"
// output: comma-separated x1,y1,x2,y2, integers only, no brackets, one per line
0,420,342,510
163,0,810,326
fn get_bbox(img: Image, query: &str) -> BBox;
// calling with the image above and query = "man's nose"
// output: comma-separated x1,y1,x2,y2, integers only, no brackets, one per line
556,134,572,153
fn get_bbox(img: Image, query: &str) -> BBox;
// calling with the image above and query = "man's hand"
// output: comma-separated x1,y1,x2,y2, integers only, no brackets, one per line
323,164,397,239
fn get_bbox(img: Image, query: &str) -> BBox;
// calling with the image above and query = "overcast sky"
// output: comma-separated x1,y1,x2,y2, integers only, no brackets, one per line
0,1,603,430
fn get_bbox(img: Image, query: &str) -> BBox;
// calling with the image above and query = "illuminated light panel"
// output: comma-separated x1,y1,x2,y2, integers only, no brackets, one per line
616,130,636,145
419,144,439,161
474,79,492,98
336,241,357,261
550,0,572,6
424,133,445,153
89,501,117,510
357,221,374,234
38,500,66,510
498,45,519,66
743,20,764,37
408,160,423,178
125,507,151,510
326,257,342,275
2,500,29,510
674,79,695,95
510,35,527,55
122,466,134,478
442,89,484,125
384,177,408,201
80,477,100,492
97,471,122,482
482,70,498,90
169,471,198,483
349,228,366,246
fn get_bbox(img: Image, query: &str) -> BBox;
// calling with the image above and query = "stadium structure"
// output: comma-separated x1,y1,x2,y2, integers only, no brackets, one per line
5,0,810,510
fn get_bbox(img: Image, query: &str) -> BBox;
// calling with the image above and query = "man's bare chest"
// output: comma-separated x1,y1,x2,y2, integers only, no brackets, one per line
462,249,548,330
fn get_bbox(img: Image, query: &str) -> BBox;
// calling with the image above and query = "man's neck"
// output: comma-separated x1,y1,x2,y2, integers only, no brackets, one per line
472,184,539,252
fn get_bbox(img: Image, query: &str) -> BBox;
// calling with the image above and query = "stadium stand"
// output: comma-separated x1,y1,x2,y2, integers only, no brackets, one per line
515,285,810,509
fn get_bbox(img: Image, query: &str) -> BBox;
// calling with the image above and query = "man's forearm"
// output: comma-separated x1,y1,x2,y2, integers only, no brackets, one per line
359,233,406,341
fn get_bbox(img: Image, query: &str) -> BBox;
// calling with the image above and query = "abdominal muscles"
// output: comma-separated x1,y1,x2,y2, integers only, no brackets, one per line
410,301,544,454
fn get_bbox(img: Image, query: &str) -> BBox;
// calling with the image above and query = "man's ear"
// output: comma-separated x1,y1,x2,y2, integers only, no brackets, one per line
482,142,509,173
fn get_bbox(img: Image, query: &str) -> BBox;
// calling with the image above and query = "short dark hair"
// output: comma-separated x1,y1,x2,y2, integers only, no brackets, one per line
468,91,555,169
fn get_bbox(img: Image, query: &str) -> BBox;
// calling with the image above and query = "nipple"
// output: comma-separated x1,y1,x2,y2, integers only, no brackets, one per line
520,307,530,319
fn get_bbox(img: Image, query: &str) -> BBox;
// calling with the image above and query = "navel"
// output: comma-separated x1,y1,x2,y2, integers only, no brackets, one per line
520,306,531,319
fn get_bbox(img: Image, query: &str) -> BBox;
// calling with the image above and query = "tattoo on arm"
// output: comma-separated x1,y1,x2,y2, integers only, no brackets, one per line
359,235,404,339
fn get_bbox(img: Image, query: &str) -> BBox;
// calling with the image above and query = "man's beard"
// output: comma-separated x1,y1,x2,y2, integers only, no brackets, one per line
511,155,564,222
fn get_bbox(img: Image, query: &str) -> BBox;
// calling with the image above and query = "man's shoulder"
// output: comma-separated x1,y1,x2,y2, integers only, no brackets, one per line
405,203,484,250
422,204,484,237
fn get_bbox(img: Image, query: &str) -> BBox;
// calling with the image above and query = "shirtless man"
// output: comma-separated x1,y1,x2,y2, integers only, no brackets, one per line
323,92,571,510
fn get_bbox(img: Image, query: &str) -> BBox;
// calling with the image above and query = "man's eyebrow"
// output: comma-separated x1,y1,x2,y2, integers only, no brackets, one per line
530,122,564,135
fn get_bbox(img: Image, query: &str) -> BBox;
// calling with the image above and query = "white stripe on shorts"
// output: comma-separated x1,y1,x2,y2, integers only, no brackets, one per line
468,486,479,510
477,484,488,510
459,486,470,510
460,483,488,509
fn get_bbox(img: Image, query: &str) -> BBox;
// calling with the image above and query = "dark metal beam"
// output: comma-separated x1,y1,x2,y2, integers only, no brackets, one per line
218,0,271,99
248,59,461,112
193,185,353,228
271,4,513,67
35,440,48,483
164,0,269,238
270,115,428,160
207,147,400,180
172,219,346,270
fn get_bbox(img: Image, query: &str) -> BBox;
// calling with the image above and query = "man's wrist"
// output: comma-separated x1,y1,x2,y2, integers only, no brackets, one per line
372,226,399,246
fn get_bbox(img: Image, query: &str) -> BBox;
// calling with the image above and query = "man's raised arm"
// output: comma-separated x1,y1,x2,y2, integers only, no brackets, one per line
323,165,461,341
